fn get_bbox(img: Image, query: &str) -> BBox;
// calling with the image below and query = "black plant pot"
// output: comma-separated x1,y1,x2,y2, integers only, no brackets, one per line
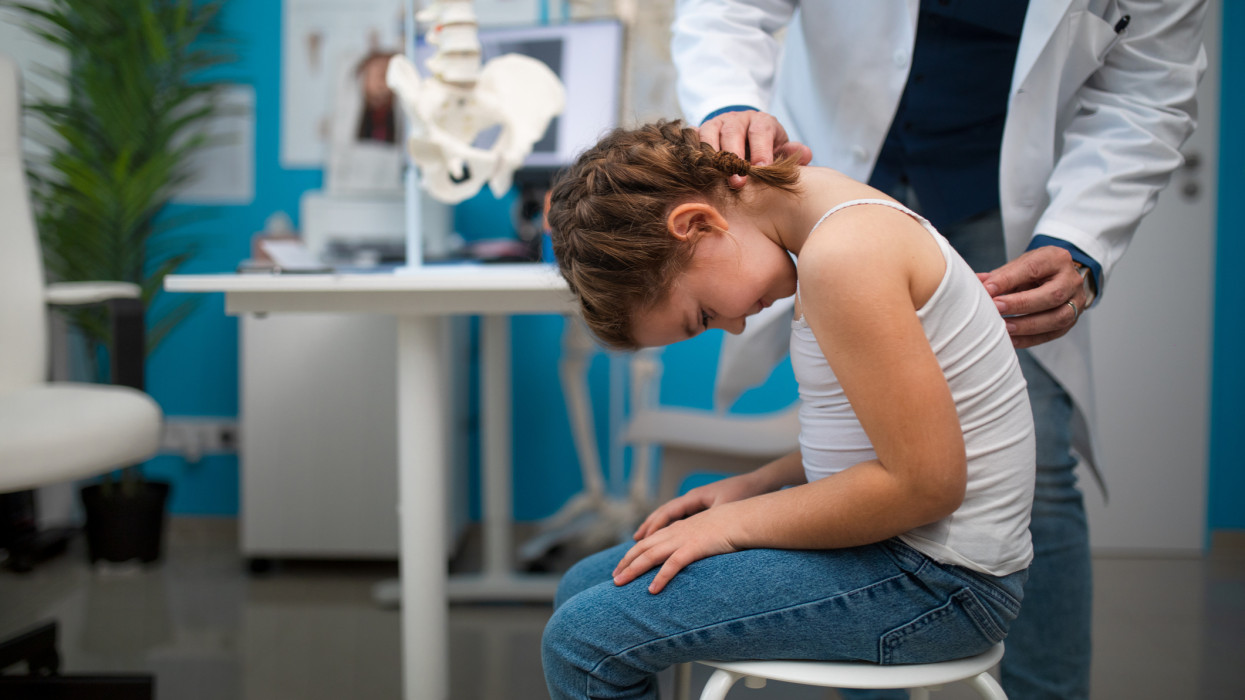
80,481,171,565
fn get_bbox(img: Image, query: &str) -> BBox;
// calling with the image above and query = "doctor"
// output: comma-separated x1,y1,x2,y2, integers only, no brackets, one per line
672,1,1206,699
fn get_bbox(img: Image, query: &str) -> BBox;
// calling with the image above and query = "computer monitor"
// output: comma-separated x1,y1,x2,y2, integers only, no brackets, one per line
485,21,622,173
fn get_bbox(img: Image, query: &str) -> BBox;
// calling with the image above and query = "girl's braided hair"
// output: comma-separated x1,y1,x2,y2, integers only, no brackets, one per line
547,120,801,349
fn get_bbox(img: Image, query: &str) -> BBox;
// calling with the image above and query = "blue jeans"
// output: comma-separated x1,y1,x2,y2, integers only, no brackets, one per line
542,539,1027,699
839,203,1092,700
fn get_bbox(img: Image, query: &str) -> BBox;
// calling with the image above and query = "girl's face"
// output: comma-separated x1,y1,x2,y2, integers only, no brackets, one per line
630,219,797,347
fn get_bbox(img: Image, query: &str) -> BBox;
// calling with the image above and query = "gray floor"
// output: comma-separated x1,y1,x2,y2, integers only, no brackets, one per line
1,519,1242,699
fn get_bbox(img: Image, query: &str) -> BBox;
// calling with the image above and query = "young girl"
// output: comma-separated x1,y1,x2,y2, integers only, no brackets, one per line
542,121,1035,700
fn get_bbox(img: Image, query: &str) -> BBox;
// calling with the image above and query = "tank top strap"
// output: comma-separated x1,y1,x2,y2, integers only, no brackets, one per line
807,198,927,237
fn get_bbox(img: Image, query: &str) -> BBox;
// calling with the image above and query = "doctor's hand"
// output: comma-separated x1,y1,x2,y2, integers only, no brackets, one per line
978,246,1092,349
699,109,813,188
613,502,746,594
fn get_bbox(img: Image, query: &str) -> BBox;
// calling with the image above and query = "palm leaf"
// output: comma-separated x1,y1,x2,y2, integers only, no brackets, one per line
5,0,233,359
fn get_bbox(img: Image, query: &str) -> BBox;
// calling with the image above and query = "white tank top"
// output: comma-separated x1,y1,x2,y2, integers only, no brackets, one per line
791,199,1035,576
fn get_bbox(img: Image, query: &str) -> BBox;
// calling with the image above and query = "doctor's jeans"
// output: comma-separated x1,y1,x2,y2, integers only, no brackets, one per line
542,538,1027,700
841,204,1092,700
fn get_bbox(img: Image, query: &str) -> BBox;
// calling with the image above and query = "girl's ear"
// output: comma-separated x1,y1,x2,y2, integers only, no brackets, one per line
667,202,729,242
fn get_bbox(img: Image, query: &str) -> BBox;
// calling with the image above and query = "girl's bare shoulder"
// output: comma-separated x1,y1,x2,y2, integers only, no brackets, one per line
796,203,945,307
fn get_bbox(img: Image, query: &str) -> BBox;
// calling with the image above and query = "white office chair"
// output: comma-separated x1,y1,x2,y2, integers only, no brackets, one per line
0,52,160,697
625,345,800,505
673,644,1007,700
0,52,162,560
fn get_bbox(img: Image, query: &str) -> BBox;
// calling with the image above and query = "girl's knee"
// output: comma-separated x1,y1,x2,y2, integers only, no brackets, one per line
542,601,581,656
544,578,632,664
542,605,583,699
542,594,602,680
554,561,600,609
543,590,653,698
553,543,630,609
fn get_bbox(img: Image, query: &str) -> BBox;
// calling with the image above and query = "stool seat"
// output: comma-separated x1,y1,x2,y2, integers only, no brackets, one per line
678,643,1006,700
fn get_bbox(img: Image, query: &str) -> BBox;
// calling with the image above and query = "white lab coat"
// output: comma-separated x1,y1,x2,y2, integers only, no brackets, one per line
673,0,1207,482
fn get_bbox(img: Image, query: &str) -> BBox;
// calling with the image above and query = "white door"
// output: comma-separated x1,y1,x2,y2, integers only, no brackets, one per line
1083,0,1221,553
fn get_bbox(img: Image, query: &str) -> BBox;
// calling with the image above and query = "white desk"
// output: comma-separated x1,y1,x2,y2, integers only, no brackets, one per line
166,264,576,700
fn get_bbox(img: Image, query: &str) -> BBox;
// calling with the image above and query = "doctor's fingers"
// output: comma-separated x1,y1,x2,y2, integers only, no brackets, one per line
775,139,813,166
989,265,1085,320
981,246,1072,295
700,110,789,165
982,248,1082,315
1008,324,1073,349
700,111,753,157
1001,299,1084,349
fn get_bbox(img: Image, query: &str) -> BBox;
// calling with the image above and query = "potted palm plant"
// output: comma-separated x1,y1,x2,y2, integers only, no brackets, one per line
6,0,235,564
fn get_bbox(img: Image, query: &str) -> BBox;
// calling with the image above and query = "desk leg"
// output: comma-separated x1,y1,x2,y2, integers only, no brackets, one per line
397,316,448,700
481,314,512,578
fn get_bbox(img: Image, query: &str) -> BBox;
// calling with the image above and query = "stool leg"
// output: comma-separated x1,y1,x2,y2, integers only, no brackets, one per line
673,663,693,700
698,668,743,700
911,687,931,700
967,671,1008,700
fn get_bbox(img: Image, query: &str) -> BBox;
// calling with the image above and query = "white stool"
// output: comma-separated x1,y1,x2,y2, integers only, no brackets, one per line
673,643,1006,700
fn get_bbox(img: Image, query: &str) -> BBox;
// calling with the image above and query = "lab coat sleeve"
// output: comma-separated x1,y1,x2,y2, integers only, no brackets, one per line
672,0,800,124
1034,0,1208,296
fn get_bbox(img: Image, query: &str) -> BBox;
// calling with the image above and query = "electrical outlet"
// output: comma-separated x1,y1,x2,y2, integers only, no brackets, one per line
160,418,240,463
218,423,239,451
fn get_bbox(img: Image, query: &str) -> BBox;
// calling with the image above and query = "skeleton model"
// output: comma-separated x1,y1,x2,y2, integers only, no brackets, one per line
385,0,566,204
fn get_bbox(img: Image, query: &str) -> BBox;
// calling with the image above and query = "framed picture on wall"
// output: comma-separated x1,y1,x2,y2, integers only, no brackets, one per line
281,0,405,168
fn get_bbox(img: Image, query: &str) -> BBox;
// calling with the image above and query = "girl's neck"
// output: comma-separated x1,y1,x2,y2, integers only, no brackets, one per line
748,166,877,256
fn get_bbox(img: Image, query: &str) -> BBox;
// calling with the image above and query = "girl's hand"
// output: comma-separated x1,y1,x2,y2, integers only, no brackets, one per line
632,473,768,541
613,504,745,594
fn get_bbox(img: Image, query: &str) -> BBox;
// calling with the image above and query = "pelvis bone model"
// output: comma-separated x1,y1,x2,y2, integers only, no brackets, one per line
386,0,566,204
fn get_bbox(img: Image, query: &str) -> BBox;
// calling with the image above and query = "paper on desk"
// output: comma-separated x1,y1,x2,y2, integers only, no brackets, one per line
259,239,329,272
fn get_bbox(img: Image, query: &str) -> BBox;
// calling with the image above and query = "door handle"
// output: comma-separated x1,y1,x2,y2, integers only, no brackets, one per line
1178,149,1202,202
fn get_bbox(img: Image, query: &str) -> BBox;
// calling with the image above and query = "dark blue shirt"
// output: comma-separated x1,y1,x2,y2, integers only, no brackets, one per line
868,0,1029,231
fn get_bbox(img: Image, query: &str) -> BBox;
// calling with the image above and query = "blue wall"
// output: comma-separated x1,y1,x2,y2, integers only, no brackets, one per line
143,0,1243,539
1208,2,1243,533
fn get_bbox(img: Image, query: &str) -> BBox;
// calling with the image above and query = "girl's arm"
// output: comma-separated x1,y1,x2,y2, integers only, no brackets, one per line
614,206,966,593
